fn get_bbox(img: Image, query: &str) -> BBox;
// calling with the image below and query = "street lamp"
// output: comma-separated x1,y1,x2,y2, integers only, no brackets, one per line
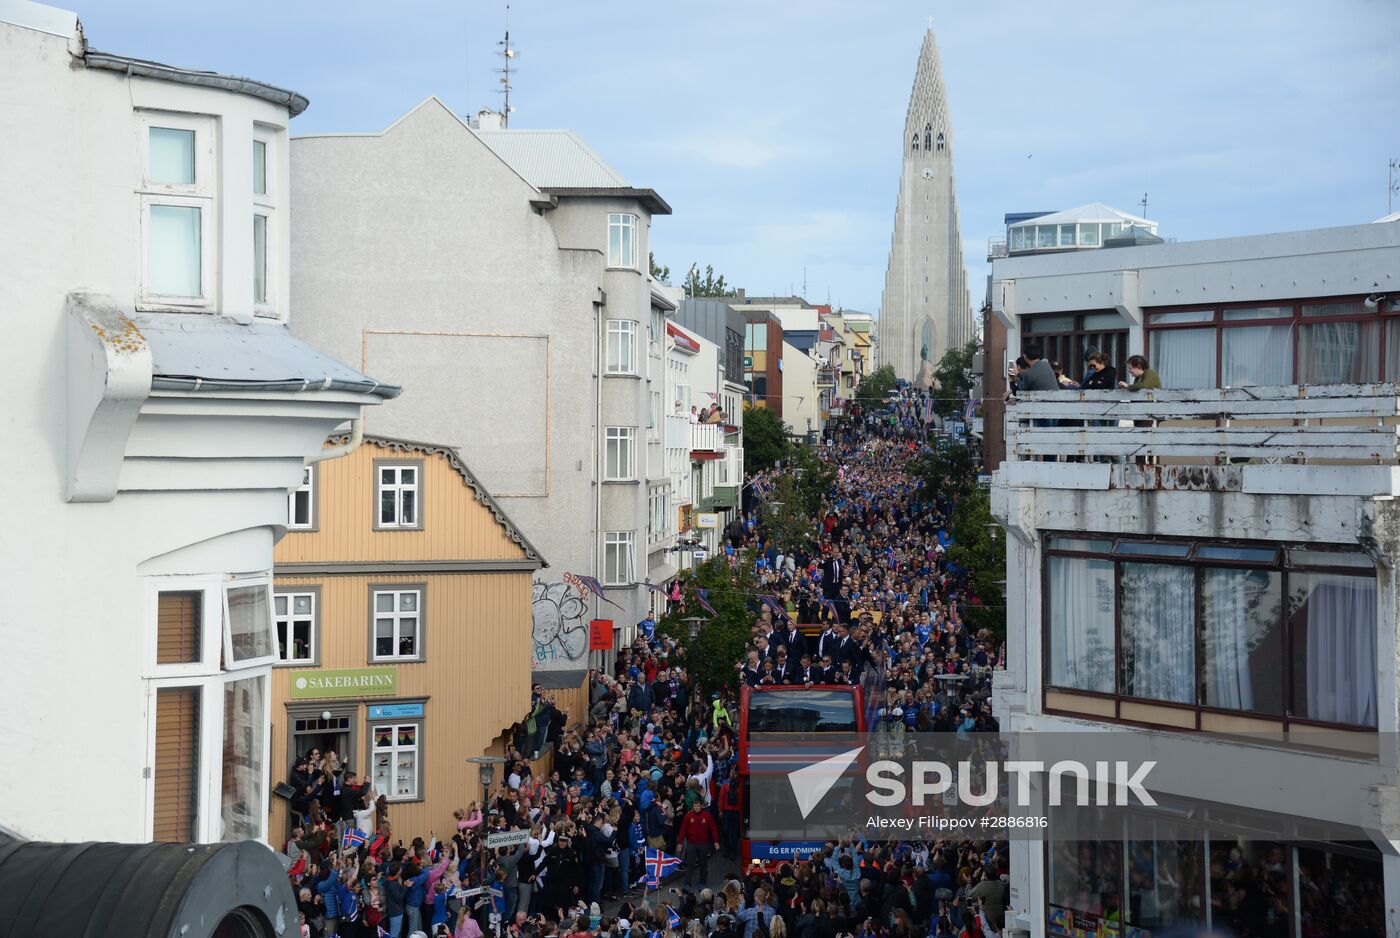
466,755,508,789
684,616,705,641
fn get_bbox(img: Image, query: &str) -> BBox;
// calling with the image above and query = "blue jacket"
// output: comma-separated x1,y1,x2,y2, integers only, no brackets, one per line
405,868,432,907
383,877,407,917
317,870,341,919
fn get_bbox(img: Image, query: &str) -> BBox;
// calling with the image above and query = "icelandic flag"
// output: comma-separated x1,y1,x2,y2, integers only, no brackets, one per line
642,847,681,886
342,827,368,850
667,906,682,929
576,574,624,610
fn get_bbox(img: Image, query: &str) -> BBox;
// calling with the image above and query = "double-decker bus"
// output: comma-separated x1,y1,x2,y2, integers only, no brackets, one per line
737,683,865,868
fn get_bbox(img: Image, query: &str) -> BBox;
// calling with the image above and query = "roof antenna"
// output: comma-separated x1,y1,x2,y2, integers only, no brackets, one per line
1140,191,1149,218
496,4,518,127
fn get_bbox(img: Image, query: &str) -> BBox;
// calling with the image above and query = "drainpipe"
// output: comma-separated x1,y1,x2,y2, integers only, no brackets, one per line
594,291,606,672
311,417,363,463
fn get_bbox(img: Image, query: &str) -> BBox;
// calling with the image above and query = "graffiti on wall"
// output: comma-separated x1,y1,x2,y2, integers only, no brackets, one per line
531,580,588,665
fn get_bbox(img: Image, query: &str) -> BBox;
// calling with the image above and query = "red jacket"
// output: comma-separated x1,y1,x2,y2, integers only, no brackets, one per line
677,808,719,846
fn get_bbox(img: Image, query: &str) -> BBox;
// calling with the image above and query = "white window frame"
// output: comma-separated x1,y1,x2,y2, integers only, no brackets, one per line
604,531,635,586
273,590,317,665
147,575,224,678
605,426,636,481
138,112,217,310
371,587,423,662
252,125,277,317
606,320,639,375
287,465,314,530
371,721,421,801
608,213,638,269
377,463,420,529
222,577,278,671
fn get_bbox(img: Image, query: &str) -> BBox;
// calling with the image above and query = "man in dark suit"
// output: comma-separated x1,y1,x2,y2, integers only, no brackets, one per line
770,648,795,684
820,552,843,600
769,621,806,660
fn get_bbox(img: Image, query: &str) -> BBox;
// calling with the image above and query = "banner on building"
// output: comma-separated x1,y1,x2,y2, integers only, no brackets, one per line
589,619,614,651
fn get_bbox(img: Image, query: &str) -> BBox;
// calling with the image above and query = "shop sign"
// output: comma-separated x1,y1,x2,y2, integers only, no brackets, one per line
290,666,397,699
368,702,424,720
696,512,720,529
589,619,614,651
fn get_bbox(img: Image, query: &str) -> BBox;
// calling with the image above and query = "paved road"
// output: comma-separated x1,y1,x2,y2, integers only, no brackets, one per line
603,854,742,920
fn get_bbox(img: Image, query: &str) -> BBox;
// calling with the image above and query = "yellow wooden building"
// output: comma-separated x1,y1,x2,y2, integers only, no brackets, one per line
269,435,557,838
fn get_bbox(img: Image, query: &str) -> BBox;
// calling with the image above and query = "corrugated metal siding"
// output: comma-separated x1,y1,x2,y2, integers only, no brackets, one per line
275,441,530,564
269,572,534,838
473,129,628,189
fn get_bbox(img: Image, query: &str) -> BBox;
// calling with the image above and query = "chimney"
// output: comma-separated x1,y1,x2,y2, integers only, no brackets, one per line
475,109,504,131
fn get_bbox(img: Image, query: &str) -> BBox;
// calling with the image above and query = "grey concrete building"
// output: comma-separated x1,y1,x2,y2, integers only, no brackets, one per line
879,27,974,383
289,98,669,686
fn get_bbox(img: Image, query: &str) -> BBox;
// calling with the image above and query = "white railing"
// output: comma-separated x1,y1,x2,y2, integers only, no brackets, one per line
724,444,744,486
1005,384,1400,464
987,237,1008,260
664,415,690,450
690,422,724,452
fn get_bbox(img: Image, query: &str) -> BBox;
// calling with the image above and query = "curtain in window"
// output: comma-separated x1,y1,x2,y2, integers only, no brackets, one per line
1120,563,1194,703
1153,329,1215,389
1047,555,1115,693
1201,568,1282,714
1222,323,1292,386
1292,574,1377,726
1297,321,1378,384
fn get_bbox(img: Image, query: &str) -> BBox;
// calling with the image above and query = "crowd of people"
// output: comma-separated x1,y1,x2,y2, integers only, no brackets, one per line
281,389,1009,938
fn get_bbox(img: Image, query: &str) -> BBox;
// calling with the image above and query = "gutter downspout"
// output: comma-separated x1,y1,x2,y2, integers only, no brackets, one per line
311,417,363,463
593,294,605,673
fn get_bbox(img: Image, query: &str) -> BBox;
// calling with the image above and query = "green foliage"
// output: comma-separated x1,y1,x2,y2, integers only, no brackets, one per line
932,341,978,417
649,252,671,285
911,441,977,501
683,263,736,297
742,405,793,471
855,364,898,403
658,556,756,696
760,473,818,555
790,446,837,518
947,488,1006,640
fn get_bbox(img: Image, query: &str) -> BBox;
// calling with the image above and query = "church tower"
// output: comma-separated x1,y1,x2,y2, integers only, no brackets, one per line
879,27,973,384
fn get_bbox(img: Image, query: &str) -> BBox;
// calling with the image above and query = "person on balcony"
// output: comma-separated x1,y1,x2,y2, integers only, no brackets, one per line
1119,354,1162,391
1081,351,1117,390
1016,343,1058,393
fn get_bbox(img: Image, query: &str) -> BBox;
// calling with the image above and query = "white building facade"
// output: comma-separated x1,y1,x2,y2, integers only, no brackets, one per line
289,101,669,685
0,0,393,844
990,219,1400,937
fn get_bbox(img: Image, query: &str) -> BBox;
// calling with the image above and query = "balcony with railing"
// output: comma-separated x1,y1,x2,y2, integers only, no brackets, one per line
664,414,690,451
1000,384,1400,496
690,422,724,453
817,365,839,387
986,237,1008,261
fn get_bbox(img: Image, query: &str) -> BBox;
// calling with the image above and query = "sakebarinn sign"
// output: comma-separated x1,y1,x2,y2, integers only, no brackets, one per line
289,667,397,699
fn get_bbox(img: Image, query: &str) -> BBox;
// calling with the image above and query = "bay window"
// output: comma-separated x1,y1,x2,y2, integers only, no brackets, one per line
604,531,635,586
608,213,637,268
605,427,636,481
223,579,276,668
140,113,215,308
606,320,638,374
1043,535,1377,729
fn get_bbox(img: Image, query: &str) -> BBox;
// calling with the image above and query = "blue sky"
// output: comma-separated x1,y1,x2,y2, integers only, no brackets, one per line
76,0,1399,315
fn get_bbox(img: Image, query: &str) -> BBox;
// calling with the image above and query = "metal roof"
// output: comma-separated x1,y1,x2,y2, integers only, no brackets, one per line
136,313,399,397
473,128,629,188
1008,202,1154,229
85,51,309,116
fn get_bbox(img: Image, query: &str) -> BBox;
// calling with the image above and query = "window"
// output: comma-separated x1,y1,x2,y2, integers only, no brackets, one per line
1021,311,1129,380
1043,534,1377,729
287,466,314,530
1146,296,1397,389
252,128,277,315
649,391,662,436
140,114,215,308
157,591,203,666
371,588,422,660
606,320,638,374
376,462,421,529
649,489,668,541
608,213,637,268
153,686,201,841
224,580,276,669
220,673,266,841
605,427,636,481
604,531,635,586
371,722,420,800
746,322,768,352
274,591,317,664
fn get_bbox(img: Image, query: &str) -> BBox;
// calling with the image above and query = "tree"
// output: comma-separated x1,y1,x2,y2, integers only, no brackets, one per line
742,405,792,471
947,488,1006,641
658,556,756,696
683,263,736,298
649,252,671,285
760,473,818,556
932,341,977,418
911,441,977,501
855,364,897,403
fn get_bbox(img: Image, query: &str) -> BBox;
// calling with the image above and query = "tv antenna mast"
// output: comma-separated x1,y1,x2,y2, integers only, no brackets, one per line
496,4,518,127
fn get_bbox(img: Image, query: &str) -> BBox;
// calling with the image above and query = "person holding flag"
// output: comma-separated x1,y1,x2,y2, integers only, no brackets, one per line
641,846,681,889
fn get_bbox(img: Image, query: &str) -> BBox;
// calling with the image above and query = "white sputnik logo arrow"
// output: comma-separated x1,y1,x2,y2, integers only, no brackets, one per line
788,746,865,819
